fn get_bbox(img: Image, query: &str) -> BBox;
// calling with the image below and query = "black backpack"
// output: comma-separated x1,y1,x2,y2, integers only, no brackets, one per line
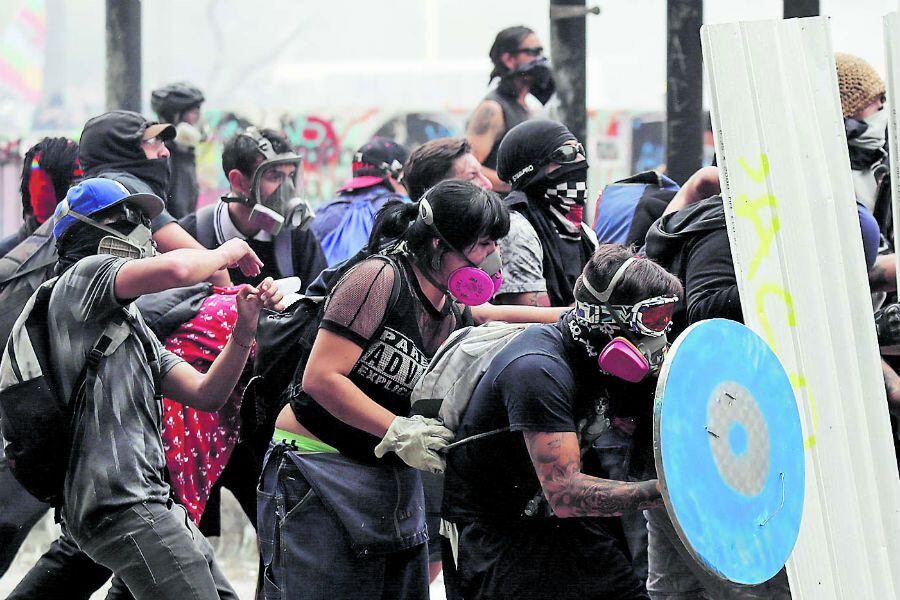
0,219,59,349
240,253,401,452
0,278,159,505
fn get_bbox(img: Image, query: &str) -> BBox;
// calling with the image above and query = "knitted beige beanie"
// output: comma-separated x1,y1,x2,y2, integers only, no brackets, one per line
835,53,886,118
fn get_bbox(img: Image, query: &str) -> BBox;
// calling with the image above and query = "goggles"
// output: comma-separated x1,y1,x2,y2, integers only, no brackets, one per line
577,296,677,337
510,142,586,185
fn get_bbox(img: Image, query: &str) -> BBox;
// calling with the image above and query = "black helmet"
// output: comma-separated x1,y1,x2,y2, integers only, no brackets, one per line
150,82,205,123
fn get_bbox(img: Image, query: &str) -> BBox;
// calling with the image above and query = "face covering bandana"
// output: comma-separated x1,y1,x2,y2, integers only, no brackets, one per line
572,257,678,382
528,160,589,240
226,127,315,236
419,196,503,306
500,57,556,105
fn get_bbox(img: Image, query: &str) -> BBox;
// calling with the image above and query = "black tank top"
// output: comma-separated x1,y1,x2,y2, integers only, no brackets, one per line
292,255,468,464
481,88,531,169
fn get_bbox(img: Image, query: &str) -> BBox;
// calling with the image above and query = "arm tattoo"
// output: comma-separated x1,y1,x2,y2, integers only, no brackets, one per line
470,103,500,136
525,431,663,518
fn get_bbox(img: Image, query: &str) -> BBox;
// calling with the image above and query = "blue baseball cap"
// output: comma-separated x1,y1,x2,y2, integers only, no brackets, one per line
53,178,164,240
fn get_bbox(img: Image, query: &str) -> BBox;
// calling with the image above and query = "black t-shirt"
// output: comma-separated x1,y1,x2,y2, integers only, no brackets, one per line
442,322,648,599
443,323,594,523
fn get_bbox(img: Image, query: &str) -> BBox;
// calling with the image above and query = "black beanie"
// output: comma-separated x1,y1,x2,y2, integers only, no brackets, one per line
496,119,576,190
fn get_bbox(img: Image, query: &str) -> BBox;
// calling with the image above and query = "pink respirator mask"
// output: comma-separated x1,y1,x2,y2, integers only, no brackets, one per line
419,197,503,306
575,257,677,382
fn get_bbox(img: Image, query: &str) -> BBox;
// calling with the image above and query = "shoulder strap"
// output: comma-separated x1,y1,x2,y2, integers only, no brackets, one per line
195,204,217,250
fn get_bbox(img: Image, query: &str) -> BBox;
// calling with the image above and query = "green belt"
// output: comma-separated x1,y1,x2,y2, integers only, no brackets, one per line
273,427,339,454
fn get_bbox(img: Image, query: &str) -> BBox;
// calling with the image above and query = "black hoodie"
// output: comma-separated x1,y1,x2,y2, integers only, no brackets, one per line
643,195,743,336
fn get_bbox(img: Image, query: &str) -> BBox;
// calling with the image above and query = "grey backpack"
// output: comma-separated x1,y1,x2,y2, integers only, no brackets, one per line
410,321,530,448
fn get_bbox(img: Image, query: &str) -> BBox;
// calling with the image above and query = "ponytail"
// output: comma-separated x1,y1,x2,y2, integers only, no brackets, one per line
367,200,419,254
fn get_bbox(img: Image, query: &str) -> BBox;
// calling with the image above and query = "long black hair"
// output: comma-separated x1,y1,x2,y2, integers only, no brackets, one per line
489,26,535,82
368,179,510,274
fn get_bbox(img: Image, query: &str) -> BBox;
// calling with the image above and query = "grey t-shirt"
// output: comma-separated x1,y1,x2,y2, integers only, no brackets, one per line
497,211,547,297
49,255,183,537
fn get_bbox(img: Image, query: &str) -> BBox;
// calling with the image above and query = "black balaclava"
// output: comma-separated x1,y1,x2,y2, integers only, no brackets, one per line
79,111,170,199
496,120,594,305
56,218,135,274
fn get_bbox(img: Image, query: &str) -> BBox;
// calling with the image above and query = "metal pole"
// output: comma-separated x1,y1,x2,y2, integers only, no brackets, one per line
666,0,703,185
106,0,142,112
550,0,589,145
783,0,819,19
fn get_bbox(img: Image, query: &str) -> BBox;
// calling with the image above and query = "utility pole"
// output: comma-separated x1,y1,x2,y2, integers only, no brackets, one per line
549,0,599,145
106,0,142,112
666,0,703,186
783,0,819,19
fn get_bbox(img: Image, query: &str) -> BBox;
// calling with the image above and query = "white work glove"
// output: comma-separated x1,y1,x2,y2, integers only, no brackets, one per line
374,415,454,473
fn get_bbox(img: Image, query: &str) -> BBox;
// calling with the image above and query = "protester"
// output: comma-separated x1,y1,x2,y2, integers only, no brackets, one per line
258,180,567,599
441,244,681,599
402,137,492,202
180,126,327,287
311,138,409,265
151,82,206,219
79,110,231,287
402,136,549,307
496,119,598,306
466,26,554,192
837,53,888,216
0,137,82,257
4,177,283,599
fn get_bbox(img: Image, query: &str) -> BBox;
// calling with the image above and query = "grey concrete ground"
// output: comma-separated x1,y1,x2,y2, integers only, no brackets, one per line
0,490,447,599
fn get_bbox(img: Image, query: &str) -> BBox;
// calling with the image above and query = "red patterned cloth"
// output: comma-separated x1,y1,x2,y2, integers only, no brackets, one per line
161,286,253,524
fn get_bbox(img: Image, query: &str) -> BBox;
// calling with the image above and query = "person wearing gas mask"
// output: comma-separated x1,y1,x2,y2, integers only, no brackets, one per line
440,244,681,600
259,180,567,599
78,110,232,286
466,26,555,193
6,177,285,599
180,126,327,287
496,119,598,307
151,82,206,219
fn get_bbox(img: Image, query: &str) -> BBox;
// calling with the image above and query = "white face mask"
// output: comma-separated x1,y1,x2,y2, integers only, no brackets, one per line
852,109,888,149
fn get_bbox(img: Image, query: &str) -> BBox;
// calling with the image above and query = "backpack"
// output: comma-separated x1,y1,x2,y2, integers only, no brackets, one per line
195,203,295,277
594,171,679,247
0,278,159,505
240,254,401,452
0,219,60,349
316,188,406,266
410,321,531,448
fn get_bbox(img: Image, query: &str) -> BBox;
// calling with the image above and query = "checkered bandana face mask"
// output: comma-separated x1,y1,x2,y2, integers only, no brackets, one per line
544,178,588,238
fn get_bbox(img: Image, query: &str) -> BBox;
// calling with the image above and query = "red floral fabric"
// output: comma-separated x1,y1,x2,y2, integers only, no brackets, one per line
161,286,253,524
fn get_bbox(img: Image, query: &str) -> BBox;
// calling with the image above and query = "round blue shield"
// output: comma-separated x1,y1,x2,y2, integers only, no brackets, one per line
654,318,804,584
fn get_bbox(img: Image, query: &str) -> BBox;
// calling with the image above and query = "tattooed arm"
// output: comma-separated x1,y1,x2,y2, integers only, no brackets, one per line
523,430,663,518
869,254,896,293
466,100,510,192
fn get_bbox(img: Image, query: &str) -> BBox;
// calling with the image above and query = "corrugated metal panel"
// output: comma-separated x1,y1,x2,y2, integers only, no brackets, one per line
701,16,900,599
